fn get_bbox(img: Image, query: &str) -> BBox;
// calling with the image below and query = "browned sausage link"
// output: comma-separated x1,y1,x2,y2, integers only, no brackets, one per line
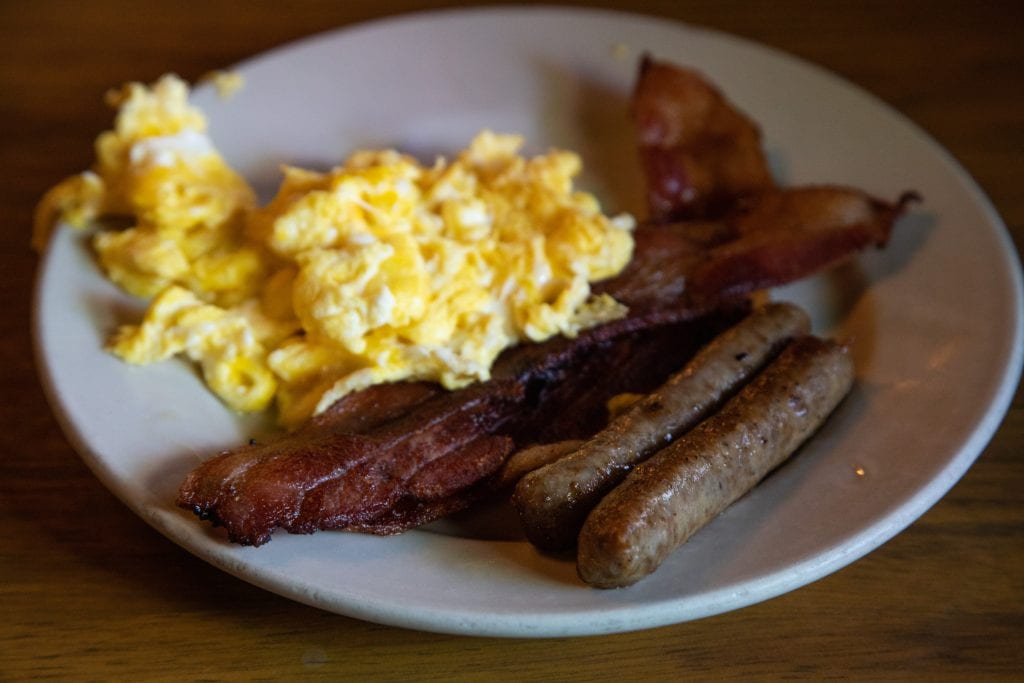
494,440,584,490
513,302,811,550
577,336,854,588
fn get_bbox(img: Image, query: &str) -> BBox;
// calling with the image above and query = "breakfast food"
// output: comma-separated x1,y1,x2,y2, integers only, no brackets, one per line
577,335,855,587
172,56,912,547
38,53,916,587
177,176,907,544
513,301,812,551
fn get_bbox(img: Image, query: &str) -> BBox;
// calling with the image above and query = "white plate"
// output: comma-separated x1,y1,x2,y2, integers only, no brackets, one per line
34,7,1023,637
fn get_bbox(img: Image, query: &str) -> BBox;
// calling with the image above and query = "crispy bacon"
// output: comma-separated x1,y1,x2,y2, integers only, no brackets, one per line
632,56,775,222
180,381,521,545
305,381,441,434
686,186,920,301
177,57,918,546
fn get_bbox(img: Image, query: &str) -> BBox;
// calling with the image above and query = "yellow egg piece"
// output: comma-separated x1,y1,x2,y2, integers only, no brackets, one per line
109,286,278,412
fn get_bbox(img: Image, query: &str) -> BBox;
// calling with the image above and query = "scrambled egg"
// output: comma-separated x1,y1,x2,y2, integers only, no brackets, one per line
34,74,263,304
37,75,636,427
199,70,245,100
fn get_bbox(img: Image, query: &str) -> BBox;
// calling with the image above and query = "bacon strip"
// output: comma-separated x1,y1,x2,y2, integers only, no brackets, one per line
632,56,775,222
180,381,522,545
305,381,440,434
686,187,920,301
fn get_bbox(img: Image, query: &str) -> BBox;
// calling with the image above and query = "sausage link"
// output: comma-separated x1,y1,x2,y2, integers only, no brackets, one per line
495,440,584,490
513,302,810,550
577,336,854,588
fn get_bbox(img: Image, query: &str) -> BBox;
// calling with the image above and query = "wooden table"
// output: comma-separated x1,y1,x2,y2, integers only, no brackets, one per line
2,1,1021,678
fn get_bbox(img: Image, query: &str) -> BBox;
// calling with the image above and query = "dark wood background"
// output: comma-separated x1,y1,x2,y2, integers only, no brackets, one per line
2,1,1021,678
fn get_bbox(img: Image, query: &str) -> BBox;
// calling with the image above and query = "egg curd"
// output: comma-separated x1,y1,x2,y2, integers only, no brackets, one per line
36,75,636,427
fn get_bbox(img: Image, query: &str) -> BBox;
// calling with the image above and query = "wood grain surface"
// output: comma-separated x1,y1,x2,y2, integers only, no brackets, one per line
2,1,1021,678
